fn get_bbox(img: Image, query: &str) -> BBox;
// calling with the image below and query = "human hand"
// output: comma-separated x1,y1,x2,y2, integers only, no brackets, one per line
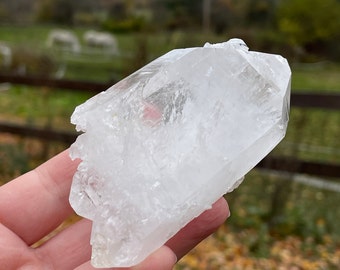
0,150,229,269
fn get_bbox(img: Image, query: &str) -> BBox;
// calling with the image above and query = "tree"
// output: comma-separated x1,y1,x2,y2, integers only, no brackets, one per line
245,0,276,27
277,0,340,47
35,0,76,25
163,0,202,29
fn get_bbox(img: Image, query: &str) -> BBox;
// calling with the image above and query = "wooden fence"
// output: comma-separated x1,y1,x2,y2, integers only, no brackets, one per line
1,74,340,179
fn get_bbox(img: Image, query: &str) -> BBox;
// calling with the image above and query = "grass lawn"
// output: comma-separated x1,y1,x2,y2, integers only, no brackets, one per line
292,62,340,92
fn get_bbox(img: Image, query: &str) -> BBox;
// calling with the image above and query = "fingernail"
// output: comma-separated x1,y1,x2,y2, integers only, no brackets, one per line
132,246,177,270
166,246,178,267
167,246,178,266
172,252,178,265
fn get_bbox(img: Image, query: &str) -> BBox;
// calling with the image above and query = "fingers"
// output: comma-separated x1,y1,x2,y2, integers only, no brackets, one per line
166,197,230,260
36,218,177,270
0,150,79,245
75,246,177,270
0,222,36,269
36,197,228,269
35,219,92,269
130,246,177,270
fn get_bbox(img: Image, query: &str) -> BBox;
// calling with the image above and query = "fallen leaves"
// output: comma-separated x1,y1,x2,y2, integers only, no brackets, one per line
175,224,340,270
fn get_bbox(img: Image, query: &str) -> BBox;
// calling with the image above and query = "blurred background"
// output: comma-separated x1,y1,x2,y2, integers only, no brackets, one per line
0,0,340,269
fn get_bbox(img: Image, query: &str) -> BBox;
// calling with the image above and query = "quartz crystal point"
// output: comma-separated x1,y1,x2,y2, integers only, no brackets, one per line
69,38,291,268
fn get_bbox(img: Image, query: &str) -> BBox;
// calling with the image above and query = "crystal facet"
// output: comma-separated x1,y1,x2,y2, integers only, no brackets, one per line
69,39,291,268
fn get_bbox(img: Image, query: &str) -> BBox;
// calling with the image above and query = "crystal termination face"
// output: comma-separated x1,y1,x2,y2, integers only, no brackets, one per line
69,39,291,268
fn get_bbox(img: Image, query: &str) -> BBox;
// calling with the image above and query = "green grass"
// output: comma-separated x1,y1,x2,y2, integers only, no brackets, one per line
0,25,52,48
0,85,91,130
274,107,340,163
291,62,340,92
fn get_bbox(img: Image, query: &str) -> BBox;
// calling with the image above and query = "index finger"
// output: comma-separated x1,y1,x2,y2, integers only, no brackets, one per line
0,149,79,245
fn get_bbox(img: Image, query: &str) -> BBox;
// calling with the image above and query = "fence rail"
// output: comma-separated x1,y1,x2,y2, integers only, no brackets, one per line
1,74,340,109
0,73,112,92
1,74,340,179
0,121,76,144
257,156,340,179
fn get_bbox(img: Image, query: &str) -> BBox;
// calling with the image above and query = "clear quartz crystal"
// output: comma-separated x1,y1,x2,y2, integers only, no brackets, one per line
69,38,291,268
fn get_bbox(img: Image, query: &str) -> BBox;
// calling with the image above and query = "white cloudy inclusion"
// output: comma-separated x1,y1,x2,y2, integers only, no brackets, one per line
69,39,291,268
